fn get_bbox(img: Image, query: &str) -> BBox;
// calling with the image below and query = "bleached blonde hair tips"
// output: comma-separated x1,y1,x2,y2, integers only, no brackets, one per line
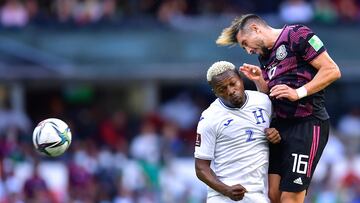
216,16,244,47
216,25,239,47
207,61,235,82
216,14,267,47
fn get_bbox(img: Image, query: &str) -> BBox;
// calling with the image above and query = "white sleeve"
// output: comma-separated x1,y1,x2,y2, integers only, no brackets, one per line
265,95,273,120
194,115,216,160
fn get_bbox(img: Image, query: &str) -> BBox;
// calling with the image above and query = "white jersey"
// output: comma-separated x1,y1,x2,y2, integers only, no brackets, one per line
194,90,272,201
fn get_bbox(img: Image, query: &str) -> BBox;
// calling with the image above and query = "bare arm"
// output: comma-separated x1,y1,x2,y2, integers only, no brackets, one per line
270,51,341,101
195,158,247,201
240,63,269,94
305,51,341,95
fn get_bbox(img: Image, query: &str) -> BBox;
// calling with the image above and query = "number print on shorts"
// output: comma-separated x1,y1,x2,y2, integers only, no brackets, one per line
291,153,309,174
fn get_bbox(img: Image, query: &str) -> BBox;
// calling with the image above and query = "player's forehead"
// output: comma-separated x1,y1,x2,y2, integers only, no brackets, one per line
236,30,250,46
212,71,239,86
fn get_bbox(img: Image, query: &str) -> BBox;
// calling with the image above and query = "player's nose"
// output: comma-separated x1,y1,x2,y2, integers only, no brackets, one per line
227,86,236,96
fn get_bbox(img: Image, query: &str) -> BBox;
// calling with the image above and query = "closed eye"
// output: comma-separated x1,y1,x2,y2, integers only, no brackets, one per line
216,86,225,93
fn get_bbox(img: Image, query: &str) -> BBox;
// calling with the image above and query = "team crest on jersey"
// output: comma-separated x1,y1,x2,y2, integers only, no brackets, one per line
195,133,201,147
276,45,287,60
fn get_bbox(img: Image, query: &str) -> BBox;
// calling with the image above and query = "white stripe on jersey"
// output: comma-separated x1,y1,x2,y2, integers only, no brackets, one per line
194,90,272,198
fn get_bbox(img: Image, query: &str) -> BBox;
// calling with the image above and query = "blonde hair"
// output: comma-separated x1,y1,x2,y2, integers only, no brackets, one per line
216,14,266,47
207,61,235,82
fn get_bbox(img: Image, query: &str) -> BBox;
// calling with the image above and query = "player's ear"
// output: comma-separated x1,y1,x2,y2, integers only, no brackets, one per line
236,69,245,79
249,23,259,33
212,88,219,97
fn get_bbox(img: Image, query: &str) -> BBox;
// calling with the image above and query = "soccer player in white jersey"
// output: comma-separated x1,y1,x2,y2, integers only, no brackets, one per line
194,61,281,203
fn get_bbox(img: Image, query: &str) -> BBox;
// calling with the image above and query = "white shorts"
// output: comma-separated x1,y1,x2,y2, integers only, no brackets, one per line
207,192,269,203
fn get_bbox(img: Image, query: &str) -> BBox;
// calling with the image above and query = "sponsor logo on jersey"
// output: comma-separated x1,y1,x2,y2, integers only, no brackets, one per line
293,177,303,185
224,119,234,126
276,44,287,60
195,133,201,147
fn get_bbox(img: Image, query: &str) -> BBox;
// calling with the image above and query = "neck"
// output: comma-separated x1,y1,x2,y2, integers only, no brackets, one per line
265,27,283,49
220,98,237,108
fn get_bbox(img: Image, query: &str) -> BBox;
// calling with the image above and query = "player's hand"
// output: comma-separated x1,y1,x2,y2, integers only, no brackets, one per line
223,184,247,201
265,128,281,144
270,84,299,101
239,63,262,81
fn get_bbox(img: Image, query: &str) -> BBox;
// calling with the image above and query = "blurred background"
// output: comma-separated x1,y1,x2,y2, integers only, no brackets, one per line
0,0,359,202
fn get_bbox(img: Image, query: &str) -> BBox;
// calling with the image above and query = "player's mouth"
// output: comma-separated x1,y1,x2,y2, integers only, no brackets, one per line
230,95,242,104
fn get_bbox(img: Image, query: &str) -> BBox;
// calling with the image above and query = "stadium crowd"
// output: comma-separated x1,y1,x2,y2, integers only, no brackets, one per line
0,0,360,203
0,0,360,28
0,89,359,202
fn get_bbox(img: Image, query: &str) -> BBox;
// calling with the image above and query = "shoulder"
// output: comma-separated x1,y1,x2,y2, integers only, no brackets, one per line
287,24,315,41
198,99,223,126
245,90,272,109
246,90,270,100
288,24,312,31
287,24,313,34
197,101,225,135
201,99,221,115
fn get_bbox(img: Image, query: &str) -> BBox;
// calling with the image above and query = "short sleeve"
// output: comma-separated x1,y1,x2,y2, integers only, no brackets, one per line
256,92,273,120
289,25,326,62
264,95,273,119
194,115,216,160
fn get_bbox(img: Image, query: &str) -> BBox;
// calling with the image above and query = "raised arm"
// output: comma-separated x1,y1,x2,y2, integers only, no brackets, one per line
304,51,341,95
270,51,341,101
240,63,269,94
